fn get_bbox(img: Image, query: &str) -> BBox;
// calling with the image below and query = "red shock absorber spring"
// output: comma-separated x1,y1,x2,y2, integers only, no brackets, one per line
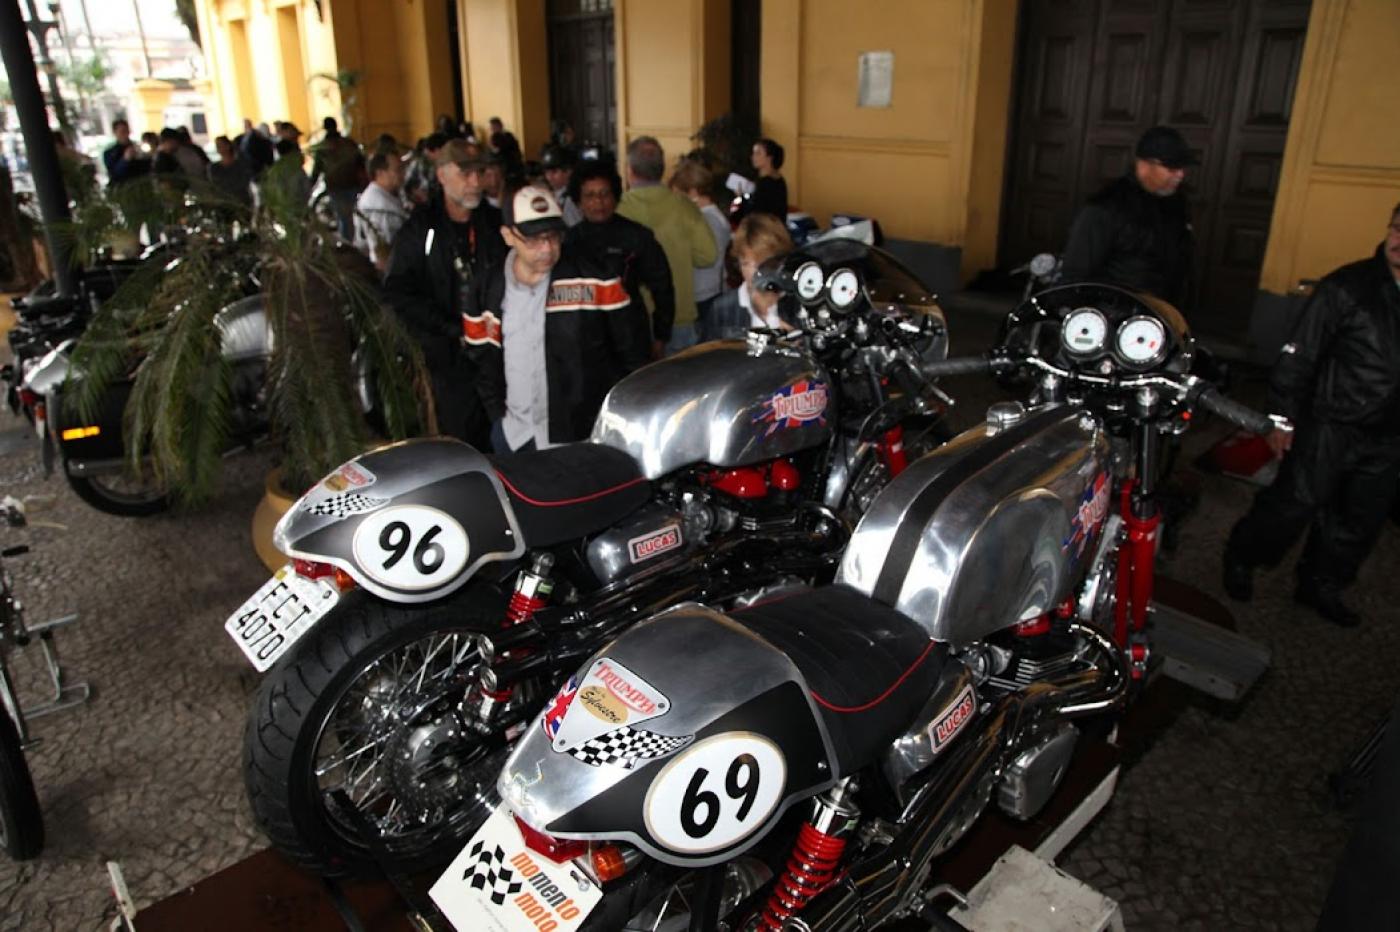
482,553,555,702
758,778,858,930
503,553,555,627
758,824,847,930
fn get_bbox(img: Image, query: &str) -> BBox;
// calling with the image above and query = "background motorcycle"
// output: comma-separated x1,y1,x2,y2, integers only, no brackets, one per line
466,282,1285,931
230,239,958,878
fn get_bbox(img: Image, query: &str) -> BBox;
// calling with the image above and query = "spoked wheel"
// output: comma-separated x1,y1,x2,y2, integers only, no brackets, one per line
245,584,513,876
0,710,44,860
65,471,169,517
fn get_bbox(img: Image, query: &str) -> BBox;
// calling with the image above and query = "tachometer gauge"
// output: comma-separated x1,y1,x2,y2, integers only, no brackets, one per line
826,268,861,311
1116,316,1168,366
1061,307,1108,355
794,262,826,302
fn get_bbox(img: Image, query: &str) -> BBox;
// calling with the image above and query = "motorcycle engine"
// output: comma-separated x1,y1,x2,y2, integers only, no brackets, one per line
585,502,700,586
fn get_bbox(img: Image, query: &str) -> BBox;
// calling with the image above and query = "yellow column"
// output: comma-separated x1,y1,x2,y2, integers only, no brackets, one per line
760,0,800,203
130,79,176,137
460,0,551,156
615,0,731,175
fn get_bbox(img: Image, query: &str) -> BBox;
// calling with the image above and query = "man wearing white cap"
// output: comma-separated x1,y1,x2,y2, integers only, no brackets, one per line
464,186,652,452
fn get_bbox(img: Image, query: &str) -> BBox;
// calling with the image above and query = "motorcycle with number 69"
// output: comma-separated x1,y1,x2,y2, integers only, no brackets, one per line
435,282,1287,931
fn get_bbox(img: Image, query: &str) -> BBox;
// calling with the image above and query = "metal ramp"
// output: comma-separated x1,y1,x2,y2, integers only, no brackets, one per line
1149,596,1271,703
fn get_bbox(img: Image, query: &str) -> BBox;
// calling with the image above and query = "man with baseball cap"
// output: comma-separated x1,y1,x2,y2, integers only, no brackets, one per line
383,139,505,447
1060,125,1198,308
463,186,651,452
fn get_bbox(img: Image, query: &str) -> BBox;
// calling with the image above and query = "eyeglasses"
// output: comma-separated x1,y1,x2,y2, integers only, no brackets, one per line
517,229,563,248
579,188,615,201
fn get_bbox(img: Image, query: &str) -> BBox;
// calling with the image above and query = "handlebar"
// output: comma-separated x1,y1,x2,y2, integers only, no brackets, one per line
1193,386,1283,436
918,355,998,379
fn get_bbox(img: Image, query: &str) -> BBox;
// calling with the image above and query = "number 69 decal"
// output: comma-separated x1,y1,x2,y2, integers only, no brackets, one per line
642,732,786,855
351,505,470,591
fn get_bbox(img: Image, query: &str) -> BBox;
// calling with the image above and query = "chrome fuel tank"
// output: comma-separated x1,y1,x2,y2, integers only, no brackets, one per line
590,341,833,478
836,404,1110,647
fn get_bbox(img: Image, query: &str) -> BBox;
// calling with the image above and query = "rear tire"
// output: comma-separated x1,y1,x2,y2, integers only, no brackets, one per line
65,472,169,517
0,711,44,860
243,583,508,877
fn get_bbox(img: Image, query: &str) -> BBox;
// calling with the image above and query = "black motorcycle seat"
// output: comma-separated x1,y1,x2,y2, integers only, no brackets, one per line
490,443,651,547
733,585,945,778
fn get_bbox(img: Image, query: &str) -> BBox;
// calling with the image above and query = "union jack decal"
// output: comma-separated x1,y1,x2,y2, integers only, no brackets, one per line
753,379,829,437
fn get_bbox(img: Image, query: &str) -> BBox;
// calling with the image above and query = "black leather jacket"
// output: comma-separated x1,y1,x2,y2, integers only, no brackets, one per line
381,198,505,370
1269,246,1400,431
462,253,652,444
564,215,675,342
1061,174,1194,308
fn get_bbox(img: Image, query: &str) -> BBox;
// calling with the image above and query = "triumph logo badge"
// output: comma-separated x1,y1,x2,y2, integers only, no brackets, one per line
930,685,976,751
628,525,683,564
542,675,578,742
754,380,829,437
548,658,670,754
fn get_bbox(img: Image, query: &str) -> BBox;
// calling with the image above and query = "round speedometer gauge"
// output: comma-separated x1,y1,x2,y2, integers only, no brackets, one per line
827,268,861,311
1116,316,1168,366
794,262,825,302
1062,308,1108,355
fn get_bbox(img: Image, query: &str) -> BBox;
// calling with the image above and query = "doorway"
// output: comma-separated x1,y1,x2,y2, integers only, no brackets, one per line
998,0,1311,337
546,0,617,153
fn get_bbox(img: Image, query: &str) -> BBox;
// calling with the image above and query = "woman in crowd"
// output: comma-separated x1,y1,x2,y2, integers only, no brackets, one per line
701,212,793,342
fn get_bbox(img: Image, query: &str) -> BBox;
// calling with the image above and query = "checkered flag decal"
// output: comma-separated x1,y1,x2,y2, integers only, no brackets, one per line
463,839,523,905
305,492,387,519
566,727,693,769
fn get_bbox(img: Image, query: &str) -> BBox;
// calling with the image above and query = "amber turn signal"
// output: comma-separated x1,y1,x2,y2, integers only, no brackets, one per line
590,843,630,883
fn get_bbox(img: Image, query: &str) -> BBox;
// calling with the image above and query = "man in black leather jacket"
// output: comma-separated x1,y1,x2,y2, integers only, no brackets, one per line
564,160,675,357
1060,126,1196,309
464,187,651,451
382,140,505,447
1224,203,1400,625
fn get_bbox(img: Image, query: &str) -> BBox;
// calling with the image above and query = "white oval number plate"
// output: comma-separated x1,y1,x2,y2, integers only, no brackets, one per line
643,732,786,855
351,505,469,591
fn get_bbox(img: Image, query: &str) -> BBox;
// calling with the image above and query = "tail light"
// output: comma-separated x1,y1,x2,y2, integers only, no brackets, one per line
17,388,38,407
292,558,357,592
513,816,588,863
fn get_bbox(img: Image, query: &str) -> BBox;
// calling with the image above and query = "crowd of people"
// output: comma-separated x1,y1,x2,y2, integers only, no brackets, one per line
82,109,794,459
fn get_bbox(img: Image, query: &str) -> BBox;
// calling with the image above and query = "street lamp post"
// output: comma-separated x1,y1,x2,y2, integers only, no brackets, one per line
1,0,75,295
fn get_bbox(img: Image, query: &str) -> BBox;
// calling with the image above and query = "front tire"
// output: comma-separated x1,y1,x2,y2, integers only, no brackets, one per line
0,710,44,860
243,583,508,877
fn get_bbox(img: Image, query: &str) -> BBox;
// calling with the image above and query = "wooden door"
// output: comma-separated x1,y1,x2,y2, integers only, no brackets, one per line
547,0,617,152
1000,0,1310,337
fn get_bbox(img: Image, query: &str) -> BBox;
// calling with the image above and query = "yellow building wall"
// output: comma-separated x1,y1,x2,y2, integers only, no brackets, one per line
762,0,1017,281
460,0,551,156
196,0,457,145
1259,0,1400,296
615,0,731,177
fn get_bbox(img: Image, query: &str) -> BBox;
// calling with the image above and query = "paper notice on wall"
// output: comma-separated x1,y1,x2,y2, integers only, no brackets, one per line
858,51,894,108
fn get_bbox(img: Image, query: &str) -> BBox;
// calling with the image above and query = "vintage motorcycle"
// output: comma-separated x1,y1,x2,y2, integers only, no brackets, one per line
229,239,957,877
439,282,1285,931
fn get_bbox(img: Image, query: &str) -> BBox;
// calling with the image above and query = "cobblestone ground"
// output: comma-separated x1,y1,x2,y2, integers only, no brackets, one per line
0,305,1395,930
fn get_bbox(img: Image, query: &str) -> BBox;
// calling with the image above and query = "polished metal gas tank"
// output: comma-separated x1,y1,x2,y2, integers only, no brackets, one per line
836,404,1110,647
590,341,834,478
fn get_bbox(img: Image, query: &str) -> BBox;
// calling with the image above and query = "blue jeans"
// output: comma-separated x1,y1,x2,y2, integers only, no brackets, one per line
491,419,537,455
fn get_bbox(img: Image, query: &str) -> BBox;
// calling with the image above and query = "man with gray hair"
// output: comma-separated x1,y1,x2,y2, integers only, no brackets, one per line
618,136,717,356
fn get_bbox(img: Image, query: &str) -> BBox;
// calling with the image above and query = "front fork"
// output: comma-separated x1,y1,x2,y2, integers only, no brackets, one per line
469,552,555,728
1113,479,1158,679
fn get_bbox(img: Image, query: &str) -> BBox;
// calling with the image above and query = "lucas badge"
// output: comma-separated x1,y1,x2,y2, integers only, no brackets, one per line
929,685,976,752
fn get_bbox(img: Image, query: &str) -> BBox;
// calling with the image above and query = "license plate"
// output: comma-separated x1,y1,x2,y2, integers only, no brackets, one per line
224,565,340,672
430,805,602,932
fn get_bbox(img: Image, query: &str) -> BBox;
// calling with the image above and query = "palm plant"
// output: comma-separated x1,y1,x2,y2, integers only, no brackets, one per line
68,159,431,506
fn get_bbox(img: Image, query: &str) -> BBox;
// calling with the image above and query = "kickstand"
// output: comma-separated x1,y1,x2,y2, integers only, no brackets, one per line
325,790,445,932
21,613,92,719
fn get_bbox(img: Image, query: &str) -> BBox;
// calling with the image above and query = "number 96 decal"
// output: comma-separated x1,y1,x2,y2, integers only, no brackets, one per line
642,732,786,855
351,505,470,591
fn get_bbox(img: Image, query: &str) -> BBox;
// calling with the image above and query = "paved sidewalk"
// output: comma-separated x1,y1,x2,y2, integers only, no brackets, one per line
0,320,1394,929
